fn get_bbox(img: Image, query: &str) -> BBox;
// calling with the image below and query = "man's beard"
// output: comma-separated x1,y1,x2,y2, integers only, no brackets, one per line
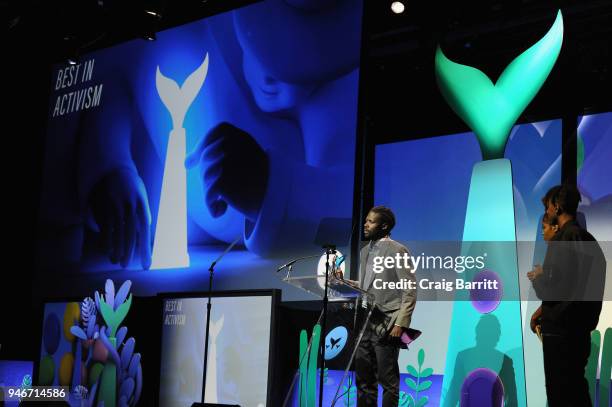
366,229,385,241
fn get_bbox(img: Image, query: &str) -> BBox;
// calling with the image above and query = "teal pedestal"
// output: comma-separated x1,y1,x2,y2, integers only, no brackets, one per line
440,159,526,407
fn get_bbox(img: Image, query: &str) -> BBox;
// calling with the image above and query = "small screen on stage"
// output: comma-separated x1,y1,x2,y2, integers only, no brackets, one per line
37,301,80,388
159,293,273,407
0,360,34,407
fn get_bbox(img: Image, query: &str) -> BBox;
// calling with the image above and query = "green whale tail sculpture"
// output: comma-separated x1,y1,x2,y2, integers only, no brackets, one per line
435,10,564,160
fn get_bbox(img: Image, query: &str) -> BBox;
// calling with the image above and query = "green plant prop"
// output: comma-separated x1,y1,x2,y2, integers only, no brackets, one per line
98,294,132,338
341,375,357,407
585,327,612,407
96,280,133,407
599,328,612,407
401,348,432,407
67,280,142,407
319,367,329,384
298,324,322,407
299,330,308,407
577,133,585,173
586,330,601,404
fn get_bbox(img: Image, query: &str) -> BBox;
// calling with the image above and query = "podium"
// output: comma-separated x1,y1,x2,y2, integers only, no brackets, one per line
280,269,376,407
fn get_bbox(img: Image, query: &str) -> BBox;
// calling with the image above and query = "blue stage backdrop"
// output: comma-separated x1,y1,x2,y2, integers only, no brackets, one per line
37,0,363,299
577,111,612,407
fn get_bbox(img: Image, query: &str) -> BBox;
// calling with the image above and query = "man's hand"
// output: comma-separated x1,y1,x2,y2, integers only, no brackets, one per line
530,305,543,333
343,279,360,288
390,325,403,338
185,122,268,222
89,168,152,270
527,264,544,281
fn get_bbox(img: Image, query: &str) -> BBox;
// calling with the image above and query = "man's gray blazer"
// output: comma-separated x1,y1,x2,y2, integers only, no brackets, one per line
359,238,417,333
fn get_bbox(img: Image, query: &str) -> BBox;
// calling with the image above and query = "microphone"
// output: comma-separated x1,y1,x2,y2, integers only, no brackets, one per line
277,259,298,272
276,254,322,272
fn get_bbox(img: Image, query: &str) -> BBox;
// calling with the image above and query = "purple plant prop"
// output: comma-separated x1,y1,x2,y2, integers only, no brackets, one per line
99,327,121,367
82,297,97,326
97,280,142,407
71,335,83,391
98,329,143,406
70,280,142,407
70,316,100,341
71,298,102,394
73,385,88,400
88,378,100,407
116,335,142,405
116,327,128,347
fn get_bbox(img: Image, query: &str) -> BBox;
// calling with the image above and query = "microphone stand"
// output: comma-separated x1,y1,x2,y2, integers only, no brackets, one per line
276,246,338,406
319,244,336,407
193,236,241,407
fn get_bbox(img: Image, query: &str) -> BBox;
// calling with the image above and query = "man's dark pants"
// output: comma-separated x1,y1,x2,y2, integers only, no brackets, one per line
355,327,400,407
542,332,592,406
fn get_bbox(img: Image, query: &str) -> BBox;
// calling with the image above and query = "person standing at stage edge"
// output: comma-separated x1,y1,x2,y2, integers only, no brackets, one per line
354,206,417,407
529,184,606,407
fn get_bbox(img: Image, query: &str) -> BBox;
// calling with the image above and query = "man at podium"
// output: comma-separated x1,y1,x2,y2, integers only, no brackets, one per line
353,206,417,407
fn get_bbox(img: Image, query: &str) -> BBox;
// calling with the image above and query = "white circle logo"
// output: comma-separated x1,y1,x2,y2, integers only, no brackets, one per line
325,326,348,360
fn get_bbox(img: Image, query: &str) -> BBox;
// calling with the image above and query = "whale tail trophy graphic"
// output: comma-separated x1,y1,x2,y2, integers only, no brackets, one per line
204,314,224,403
435,10,563,161
435,12,563,407
151,54,209,269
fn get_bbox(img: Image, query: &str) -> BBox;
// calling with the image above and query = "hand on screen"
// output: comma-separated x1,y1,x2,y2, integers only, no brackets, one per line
89,168,152,270
185,122,268,222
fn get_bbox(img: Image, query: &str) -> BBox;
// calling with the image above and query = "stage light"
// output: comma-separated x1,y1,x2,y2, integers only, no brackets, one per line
145,10,161,18
391,1,405,14
8,16,20,30
142,8,161,41
63,35,78,66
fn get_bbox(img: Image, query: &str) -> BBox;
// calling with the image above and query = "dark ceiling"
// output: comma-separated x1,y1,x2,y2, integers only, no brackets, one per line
363,0,612,143
2,0,259,60
3,0,611,140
